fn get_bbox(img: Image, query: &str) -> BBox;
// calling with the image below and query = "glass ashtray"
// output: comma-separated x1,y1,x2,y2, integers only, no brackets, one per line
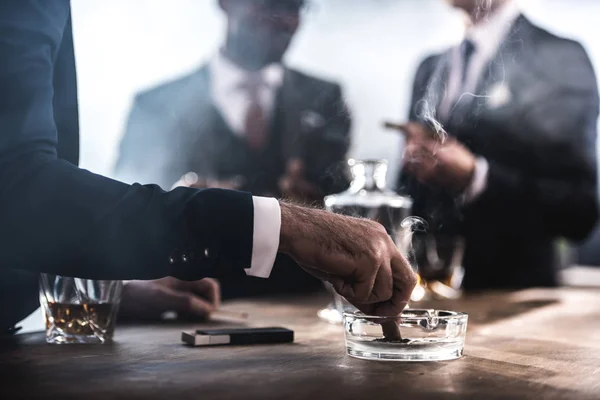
343,309,468,362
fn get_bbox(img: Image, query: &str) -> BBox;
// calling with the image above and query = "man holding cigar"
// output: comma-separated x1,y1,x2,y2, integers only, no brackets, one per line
0,0,416,333
391,0,599,290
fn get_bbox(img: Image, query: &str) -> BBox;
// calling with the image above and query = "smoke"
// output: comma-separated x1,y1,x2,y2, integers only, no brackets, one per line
398,216,428,271
474,0,495,22
414,0,504,144
401,216,428,232
414,59,450,143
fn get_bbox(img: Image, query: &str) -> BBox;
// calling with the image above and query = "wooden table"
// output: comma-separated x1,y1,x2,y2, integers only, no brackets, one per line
1,288,599,399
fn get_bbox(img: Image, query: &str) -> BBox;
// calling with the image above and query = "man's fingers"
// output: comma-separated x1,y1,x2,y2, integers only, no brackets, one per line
186,278,221,308
372,253,417,316
404,142,440,185
370,261,394,304
297,243,380,304
332,262,378,305
158,285,216,318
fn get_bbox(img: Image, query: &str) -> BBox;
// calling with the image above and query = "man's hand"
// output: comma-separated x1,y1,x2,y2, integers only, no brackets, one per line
120,277,220,321
278,203,417,316
395,122,476,194
279,159,323,204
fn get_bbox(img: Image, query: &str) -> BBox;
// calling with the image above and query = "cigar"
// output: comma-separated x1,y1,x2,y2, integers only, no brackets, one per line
213,310,250,321
383,121,409,134
381,320,402,342
384,120,441,140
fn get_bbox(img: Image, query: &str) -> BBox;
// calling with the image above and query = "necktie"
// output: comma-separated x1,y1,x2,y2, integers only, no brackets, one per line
439,39,477,121
243,79,268,151
460,39,476,87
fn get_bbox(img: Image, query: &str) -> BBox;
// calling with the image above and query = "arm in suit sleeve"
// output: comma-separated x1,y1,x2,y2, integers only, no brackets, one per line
114,96,182,189
0,0,253,281
467,44,599,241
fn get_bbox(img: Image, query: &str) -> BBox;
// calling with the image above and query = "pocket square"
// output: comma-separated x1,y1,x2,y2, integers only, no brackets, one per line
300,110,326,130
486,82,512,109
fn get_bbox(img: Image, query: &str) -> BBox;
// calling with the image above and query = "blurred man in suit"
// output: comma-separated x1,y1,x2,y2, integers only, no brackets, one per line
395,0,599,290
114,0,352,299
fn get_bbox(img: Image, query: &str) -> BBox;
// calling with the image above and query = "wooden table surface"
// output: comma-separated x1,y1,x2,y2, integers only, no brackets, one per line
1,288,600,400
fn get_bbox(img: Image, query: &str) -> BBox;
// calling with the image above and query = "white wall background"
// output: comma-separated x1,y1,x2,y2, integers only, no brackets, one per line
72,0,600,185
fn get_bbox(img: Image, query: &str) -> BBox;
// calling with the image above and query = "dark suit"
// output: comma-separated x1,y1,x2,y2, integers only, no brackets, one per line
114,64,351,298
399,16,599,290
115,65,351,195
0,1,255,331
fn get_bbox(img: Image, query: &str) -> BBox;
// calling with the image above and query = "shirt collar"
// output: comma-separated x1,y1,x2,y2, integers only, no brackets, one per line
465,1,521,58
210,50,285,93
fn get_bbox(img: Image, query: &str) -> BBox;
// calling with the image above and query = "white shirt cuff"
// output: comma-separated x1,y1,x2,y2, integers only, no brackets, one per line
463,157,489,204
246,197,281,278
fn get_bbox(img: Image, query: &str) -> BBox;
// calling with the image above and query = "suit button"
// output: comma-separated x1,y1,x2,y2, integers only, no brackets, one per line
181,254,189,263
168,256,176,265
204,248,212,259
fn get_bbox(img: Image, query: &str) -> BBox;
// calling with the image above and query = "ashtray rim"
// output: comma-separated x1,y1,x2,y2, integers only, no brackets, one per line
342,309,468,321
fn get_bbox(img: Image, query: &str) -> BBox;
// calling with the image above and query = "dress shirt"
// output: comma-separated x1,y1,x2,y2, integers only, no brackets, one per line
209,51,284,136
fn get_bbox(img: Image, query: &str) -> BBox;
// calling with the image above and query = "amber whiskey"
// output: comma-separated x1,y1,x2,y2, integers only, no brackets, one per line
46,302,117,338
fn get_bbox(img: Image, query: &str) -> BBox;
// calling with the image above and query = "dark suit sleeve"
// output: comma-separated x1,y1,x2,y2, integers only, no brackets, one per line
468,44,599,241
0,1,253,281
114,97,183,189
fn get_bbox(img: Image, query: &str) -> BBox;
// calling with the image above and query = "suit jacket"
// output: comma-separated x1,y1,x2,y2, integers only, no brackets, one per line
114,65,351,197
0,0,255,329
399,16,599,290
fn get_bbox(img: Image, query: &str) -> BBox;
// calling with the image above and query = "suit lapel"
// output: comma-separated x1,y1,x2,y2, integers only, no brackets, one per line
475,15,531,94
447,15,530,130
425,52,452,125
174,65,237,178
473,15,530,112
177,65,213,141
